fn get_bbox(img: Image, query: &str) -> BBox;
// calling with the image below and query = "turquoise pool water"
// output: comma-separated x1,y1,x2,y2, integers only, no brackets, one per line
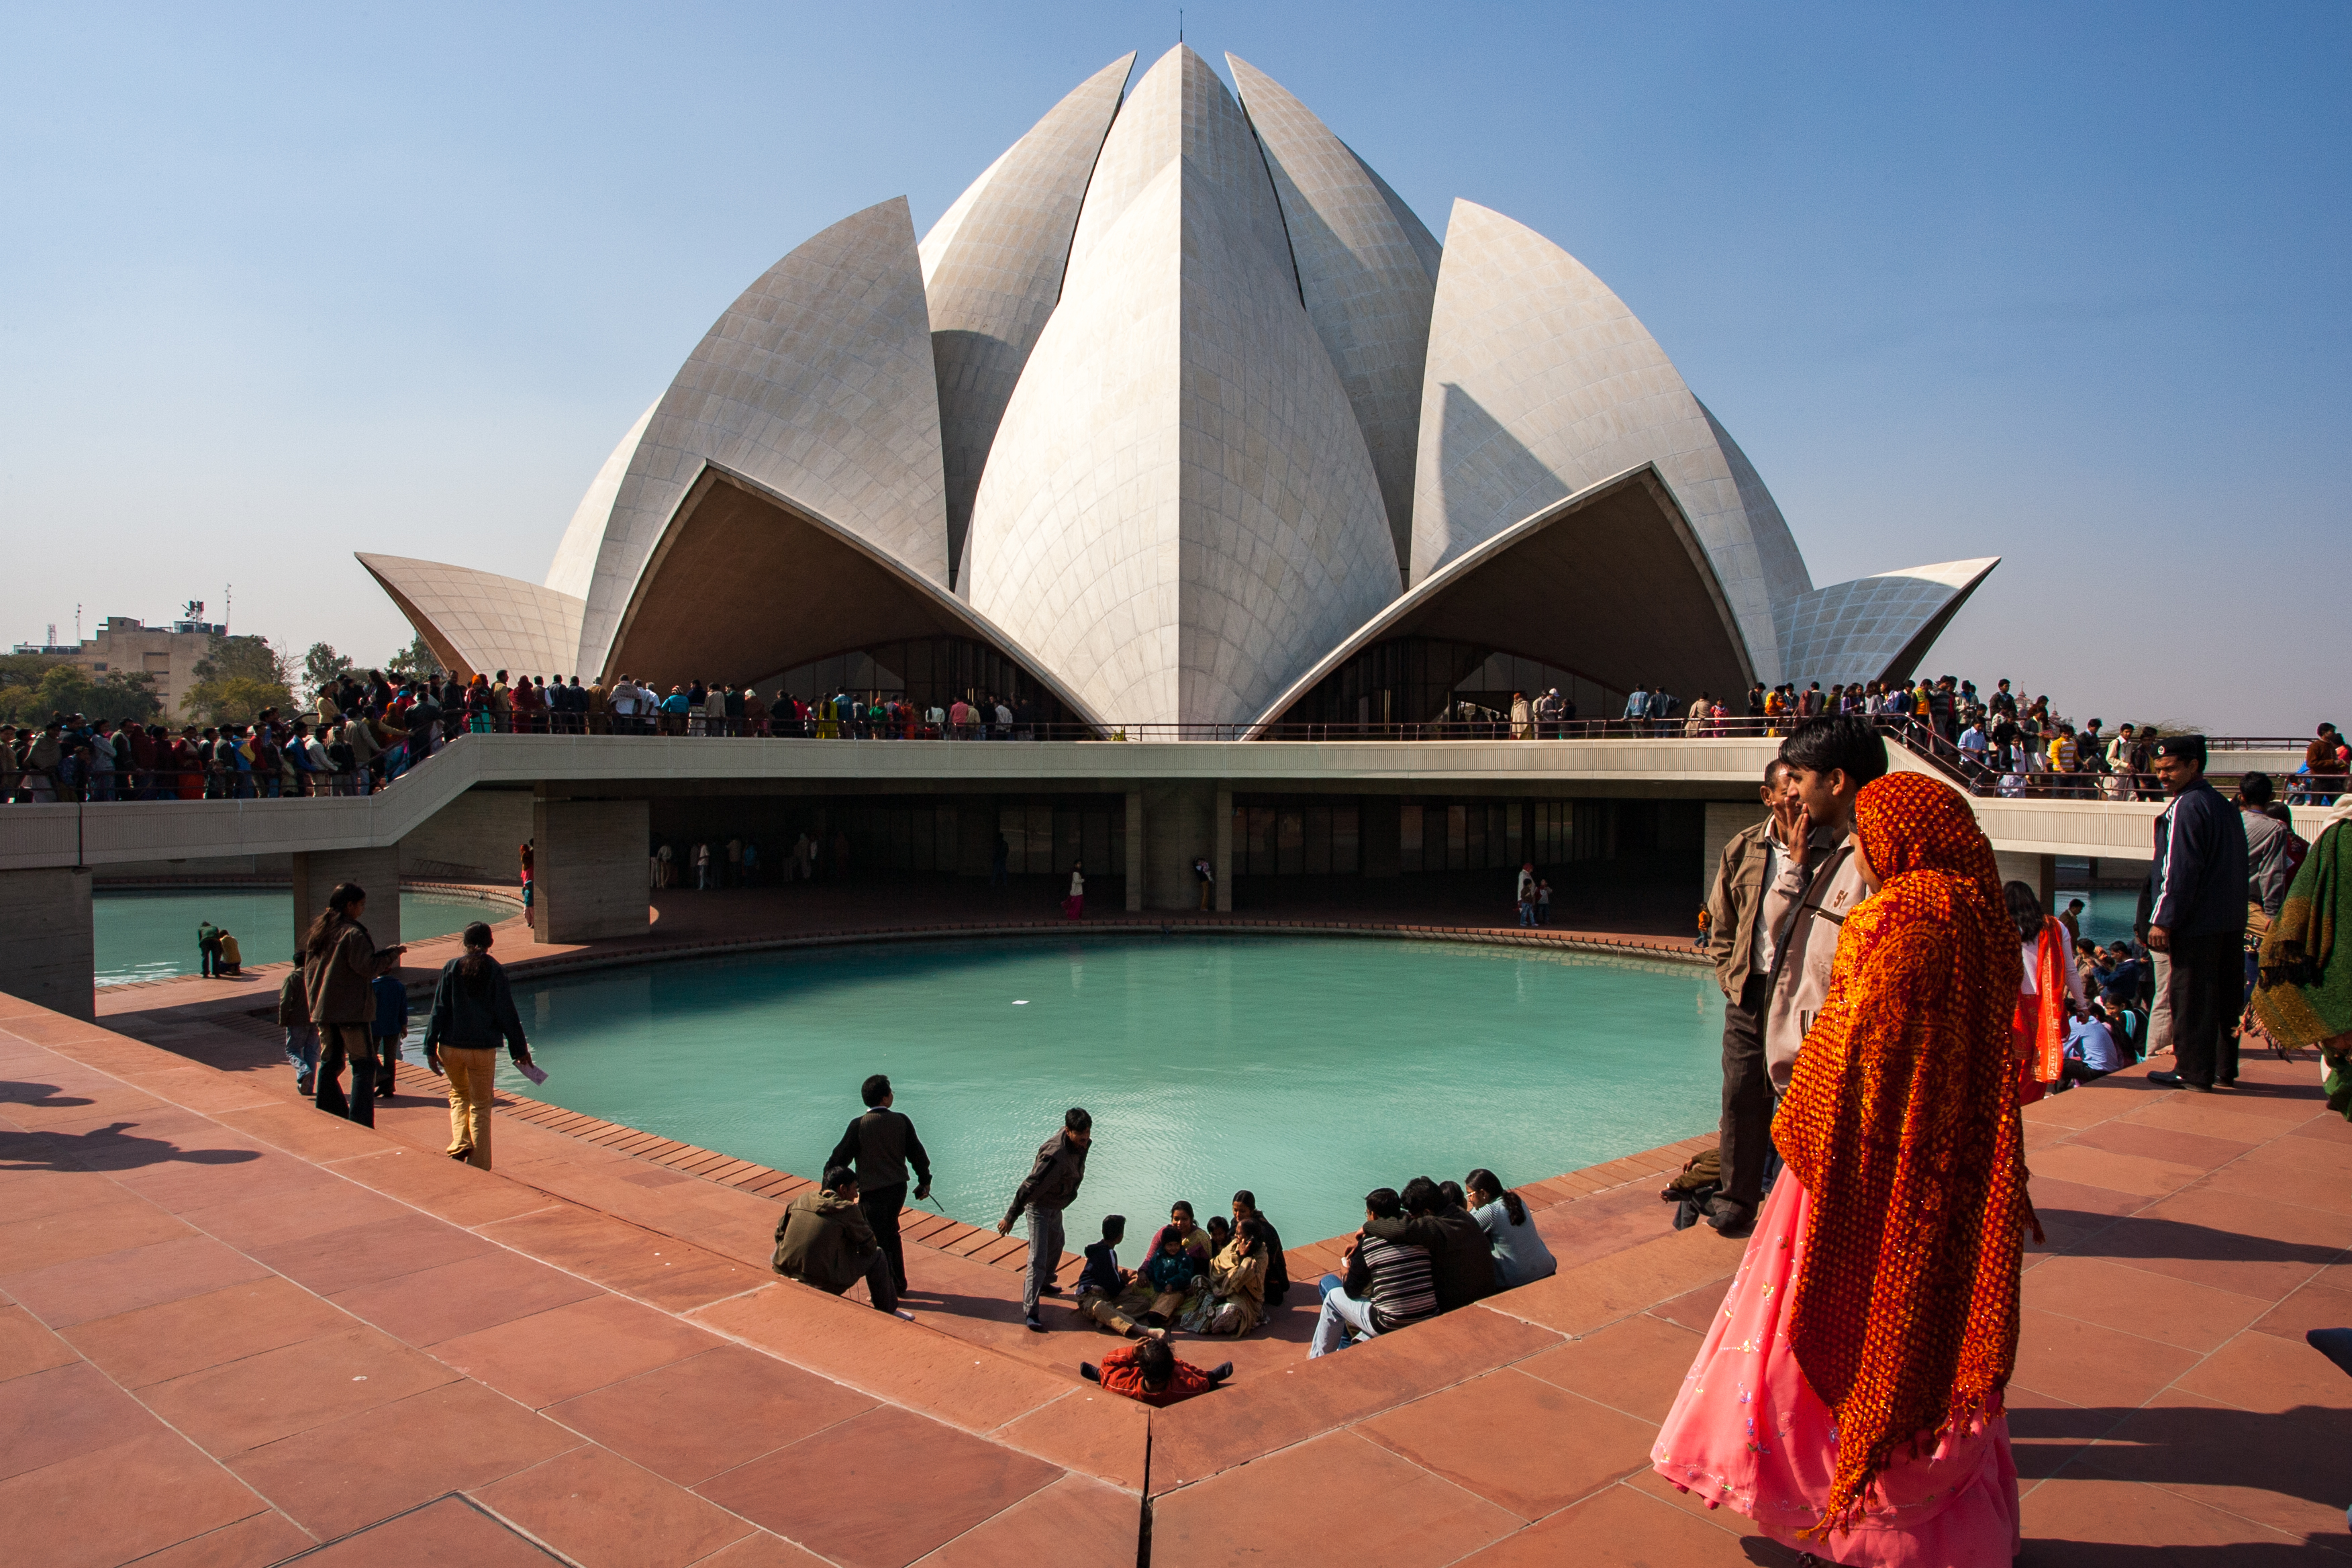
94,889,497,986
505,935,1725,1244
2053,888,2138,946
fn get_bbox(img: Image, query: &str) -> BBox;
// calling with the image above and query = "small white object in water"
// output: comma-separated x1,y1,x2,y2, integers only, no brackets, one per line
1013,999,1029,1005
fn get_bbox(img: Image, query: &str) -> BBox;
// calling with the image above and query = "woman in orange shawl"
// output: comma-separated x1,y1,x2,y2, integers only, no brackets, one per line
1653,771,2034,1565
2004,881,2081,1106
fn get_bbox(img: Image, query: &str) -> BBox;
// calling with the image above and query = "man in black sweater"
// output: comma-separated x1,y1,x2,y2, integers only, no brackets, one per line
2145,736,2251,1092
828,1074,933,1296
1359,1176,1496,1311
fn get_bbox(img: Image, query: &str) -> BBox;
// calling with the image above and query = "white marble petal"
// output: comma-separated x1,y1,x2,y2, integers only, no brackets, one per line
1227,54,1439,575
920,53,1134,590
574,196,947,678
1410,199,1813,679
967,47,1398,728
544,400,656,603
1775,557,2000,687
357,554,585,683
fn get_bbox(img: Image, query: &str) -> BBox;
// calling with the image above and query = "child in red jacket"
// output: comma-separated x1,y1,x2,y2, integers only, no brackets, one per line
1081,1337,1230,1406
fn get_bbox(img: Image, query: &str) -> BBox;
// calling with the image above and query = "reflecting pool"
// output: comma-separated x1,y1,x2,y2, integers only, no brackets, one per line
94,889,498,986
507,935,1724,1243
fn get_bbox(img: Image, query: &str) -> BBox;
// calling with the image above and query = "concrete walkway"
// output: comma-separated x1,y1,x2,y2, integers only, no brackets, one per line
9,904,2352,1562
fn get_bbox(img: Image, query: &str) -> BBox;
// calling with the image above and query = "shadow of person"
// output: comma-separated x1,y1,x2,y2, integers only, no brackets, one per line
0,1123,262,1174
2035,1208,2345,1267
0,1081,95,1110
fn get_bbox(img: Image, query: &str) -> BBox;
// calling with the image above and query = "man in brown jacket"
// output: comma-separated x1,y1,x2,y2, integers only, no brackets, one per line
773,1168,911,1318
1701,758,1834,1236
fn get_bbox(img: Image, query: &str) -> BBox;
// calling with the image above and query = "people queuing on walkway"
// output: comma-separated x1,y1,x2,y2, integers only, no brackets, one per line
1655,769,2035,1565
419,922,532,1169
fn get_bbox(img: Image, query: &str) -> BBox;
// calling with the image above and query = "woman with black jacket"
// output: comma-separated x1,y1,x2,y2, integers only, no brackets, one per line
422,922,534,1169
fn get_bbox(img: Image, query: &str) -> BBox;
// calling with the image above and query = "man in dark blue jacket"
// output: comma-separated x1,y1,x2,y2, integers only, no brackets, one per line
2144,736,2249,1091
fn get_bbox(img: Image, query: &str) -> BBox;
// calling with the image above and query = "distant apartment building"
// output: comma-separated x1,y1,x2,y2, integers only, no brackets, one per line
12,608,228,723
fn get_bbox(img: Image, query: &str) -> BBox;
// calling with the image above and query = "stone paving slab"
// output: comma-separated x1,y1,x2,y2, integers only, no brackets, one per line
17,938,2352,1561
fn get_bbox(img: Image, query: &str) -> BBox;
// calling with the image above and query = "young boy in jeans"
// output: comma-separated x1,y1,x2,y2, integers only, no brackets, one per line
369,971,409,1099
279,954,317,1095
1073,1215,1168,1342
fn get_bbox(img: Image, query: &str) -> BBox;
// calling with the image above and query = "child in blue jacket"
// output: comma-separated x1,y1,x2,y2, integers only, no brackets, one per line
370,972,409,1099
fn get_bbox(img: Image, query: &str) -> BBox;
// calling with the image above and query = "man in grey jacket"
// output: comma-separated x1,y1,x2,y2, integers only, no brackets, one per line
2239,773,2295,920
996,1107,1091,1331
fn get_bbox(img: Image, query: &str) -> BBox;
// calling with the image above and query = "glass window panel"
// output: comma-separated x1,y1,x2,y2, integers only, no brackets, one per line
1027,803,1054,875
1505,803,1522,869
911,806,934,872
1054,808,1080,875
1332,805,1359,875
1304,805,1331,875
1246,805,1275,876
1467,803,1487,868
999,805,1027,871
1448,803,1467,871
937,806,959,873
1399,802,1422,873
1277,810,1305,876
1083,809,1110,875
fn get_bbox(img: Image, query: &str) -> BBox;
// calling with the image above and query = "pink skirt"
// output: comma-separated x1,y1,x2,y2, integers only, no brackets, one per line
1651,1175,2021,1566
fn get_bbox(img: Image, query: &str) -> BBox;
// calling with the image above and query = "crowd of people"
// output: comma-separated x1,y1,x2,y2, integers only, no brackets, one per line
761,1089,1563,1406
0,668,1078,803
1654,710,2352,1561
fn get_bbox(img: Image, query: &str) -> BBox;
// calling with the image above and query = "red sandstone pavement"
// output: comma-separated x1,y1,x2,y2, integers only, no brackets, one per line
12,892,2351,1562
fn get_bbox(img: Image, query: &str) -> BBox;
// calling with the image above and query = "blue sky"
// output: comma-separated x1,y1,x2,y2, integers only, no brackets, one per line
2,2,2344,730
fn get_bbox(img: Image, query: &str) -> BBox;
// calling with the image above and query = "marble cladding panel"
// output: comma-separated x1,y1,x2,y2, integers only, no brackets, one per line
920,53,1133,583
1773,559,1999,687
968,162,1188,723
1410,199,1814,681
544,401,656,603
1227,54,1439,574
1064,46,1295,303
578,197,948,677
357,554,586,682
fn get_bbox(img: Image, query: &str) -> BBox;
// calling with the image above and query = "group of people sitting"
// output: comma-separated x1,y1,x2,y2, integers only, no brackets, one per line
1309,1170,1557,1359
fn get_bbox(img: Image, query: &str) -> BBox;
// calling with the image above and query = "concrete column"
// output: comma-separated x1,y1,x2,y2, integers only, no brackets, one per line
1700,801,1766,903
1214,786,1233,913
1125,789,1144,912
0,867,93,1021
1994,851,2058,907
1138,780,1214,912
293,846,403,959
532,799,650,942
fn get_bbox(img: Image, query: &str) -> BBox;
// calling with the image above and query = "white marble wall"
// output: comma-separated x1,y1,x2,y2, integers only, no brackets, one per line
356,554,585,681
1228,53,1439,573
1409,200,1814,679
965,48,1397,728
544,401,656,603
920,53,1132,589
576,197,948,677
1773,558,2000,687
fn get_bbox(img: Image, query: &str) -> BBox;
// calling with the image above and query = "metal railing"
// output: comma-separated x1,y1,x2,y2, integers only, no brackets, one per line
5,713,2341,805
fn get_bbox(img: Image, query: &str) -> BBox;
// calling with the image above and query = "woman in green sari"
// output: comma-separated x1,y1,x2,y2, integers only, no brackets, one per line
2255,800,2352,1114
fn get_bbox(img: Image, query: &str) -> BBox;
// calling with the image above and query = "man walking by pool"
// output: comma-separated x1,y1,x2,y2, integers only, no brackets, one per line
996,1107,1091,1332
828,1073,934,1297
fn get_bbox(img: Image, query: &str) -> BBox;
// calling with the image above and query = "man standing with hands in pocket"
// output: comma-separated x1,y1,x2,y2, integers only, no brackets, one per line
829,1074,934,1300
997,1108,1091,1332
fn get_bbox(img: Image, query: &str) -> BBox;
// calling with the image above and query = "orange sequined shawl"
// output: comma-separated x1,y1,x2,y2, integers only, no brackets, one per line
1773,771,2035,1532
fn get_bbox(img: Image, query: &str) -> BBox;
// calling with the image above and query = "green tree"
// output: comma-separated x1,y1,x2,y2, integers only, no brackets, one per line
387,634,445,682
185,634,293,725
304,642,354,691
0,658,161,728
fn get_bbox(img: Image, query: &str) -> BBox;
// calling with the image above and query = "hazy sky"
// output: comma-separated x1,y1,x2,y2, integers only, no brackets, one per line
3,3,2344,730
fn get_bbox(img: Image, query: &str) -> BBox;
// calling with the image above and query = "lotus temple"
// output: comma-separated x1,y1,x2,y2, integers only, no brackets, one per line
358,46,1996,728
